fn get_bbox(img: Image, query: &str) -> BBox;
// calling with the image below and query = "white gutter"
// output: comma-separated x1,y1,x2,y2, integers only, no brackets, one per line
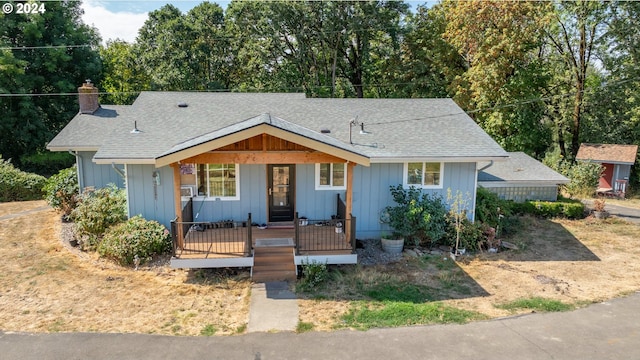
370,156,508,164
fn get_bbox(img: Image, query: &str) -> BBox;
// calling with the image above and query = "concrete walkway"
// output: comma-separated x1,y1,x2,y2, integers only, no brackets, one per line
247,281,299,333
1,292,639,360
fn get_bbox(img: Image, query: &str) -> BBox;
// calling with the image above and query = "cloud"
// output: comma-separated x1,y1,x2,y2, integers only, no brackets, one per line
81,1,148,44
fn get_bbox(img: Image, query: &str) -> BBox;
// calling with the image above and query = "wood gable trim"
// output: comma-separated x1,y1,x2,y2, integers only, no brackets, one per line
155,124,369,167
183,151,346,165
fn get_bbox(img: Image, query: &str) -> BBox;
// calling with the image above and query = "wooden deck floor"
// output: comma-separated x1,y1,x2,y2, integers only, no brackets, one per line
175,225,352,259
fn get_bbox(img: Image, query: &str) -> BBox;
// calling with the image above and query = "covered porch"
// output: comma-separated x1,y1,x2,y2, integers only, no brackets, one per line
161,115,369,271
169,211,357,269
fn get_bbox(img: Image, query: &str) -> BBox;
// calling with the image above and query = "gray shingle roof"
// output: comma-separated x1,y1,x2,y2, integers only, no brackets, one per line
478,152,569,184
160,113,369,159
47,105,130,151
51,92,508,163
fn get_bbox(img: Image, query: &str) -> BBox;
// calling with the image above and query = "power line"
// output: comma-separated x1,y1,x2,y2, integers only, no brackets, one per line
1,75,637,129
0,44,94,50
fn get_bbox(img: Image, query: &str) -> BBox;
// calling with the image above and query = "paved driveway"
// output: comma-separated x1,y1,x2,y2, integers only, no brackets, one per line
605,203,640,224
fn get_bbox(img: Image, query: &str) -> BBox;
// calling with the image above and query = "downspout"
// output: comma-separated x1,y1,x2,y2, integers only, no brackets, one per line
477,160,494,173
68,150,84,193
111,162,125,179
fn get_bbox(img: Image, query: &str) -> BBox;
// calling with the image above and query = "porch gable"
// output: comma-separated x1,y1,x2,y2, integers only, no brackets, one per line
156,113,370,167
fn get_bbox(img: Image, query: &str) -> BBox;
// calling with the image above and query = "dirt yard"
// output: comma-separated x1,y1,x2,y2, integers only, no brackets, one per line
1,200,640,335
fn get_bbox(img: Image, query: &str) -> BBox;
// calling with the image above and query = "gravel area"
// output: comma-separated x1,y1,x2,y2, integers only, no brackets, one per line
355,239,403,265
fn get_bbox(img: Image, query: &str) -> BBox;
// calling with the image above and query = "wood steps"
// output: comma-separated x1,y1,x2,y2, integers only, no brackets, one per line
252,246,296,282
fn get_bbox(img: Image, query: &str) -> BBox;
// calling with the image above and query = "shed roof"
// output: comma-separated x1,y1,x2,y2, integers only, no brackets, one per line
576,143,638,165
49,92,509,165
478,152,569,185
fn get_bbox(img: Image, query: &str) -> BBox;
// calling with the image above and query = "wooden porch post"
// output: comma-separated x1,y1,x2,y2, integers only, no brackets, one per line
171,163,184,249
345,162,355,243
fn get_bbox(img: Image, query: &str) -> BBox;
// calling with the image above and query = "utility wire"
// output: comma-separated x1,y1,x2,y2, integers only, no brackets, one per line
0,44,94,50
0,76,637,129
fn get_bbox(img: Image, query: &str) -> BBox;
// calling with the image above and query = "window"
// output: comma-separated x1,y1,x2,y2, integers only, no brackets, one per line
404,162,443,188
316,163,346,190
196,163,239,200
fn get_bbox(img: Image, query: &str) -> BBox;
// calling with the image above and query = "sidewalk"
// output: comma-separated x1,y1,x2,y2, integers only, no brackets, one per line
247,281,298,333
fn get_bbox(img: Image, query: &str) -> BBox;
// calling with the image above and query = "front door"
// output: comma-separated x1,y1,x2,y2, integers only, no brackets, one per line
268,164,295,222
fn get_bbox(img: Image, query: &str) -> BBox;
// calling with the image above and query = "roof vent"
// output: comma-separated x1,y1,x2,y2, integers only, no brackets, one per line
130,121,142,134
320,128,331,134
177,102,188,108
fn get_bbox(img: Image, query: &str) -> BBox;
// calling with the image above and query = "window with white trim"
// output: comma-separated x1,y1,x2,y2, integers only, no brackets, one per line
196,163,240,200
315,163,346,190
404,162,443,188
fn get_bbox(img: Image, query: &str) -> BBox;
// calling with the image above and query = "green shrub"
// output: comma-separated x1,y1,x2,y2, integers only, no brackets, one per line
43,166,79,218
0,156,46,201
444,215,482,251
475,187,512,228
72,184,127,249
383,185,448,247
98,216,171,266
297,261,329,292
19,152,75,177
511,198,585,219
543,149,602,198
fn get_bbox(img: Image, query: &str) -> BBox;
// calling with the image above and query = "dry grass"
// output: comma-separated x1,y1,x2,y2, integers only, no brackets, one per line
298,215,640,330
2,201,640,335
0,201,252,335
0,200,47,217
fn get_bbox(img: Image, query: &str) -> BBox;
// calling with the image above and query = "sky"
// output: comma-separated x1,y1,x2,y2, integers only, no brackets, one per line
81,0,427,44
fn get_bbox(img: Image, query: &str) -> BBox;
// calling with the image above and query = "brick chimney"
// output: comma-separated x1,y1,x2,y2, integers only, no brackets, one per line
78,80,99,114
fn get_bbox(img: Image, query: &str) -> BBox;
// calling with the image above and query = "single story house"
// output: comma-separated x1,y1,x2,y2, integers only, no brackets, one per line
576,143,638,198
48,82,509,278
478,152,569,202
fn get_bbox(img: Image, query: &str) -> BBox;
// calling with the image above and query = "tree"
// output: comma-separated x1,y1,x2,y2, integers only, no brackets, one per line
185,2,230,90
100,40,150,105
0,1,102,164
318,1,409,98
399,5,461,98
136,4,192,90
438,0,553,155
543,1,609,159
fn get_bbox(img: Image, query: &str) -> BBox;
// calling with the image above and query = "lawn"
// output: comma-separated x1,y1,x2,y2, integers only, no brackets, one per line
2,201,640,334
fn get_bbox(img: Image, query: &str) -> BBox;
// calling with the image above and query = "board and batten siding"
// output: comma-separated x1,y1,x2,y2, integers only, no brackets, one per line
124,162,478,234
184,164,268,226
77,151,124,191
295,164,344,220
126,164,176,229
351,162,477,238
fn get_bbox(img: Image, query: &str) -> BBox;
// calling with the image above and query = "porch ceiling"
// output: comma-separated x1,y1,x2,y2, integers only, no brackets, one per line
155,114,370,167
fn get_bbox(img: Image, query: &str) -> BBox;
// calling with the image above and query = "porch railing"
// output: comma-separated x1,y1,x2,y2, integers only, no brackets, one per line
294,213,356,254
170,212,357,259
171,213,253,257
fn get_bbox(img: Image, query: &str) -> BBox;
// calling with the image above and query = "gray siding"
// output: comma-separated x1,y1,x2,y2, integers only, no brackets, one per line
77,151,124,191
183,164,268,226
614,164,632,192
352,162,477,238
295,164,344,220
125,162,478,234
126,164,176,228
